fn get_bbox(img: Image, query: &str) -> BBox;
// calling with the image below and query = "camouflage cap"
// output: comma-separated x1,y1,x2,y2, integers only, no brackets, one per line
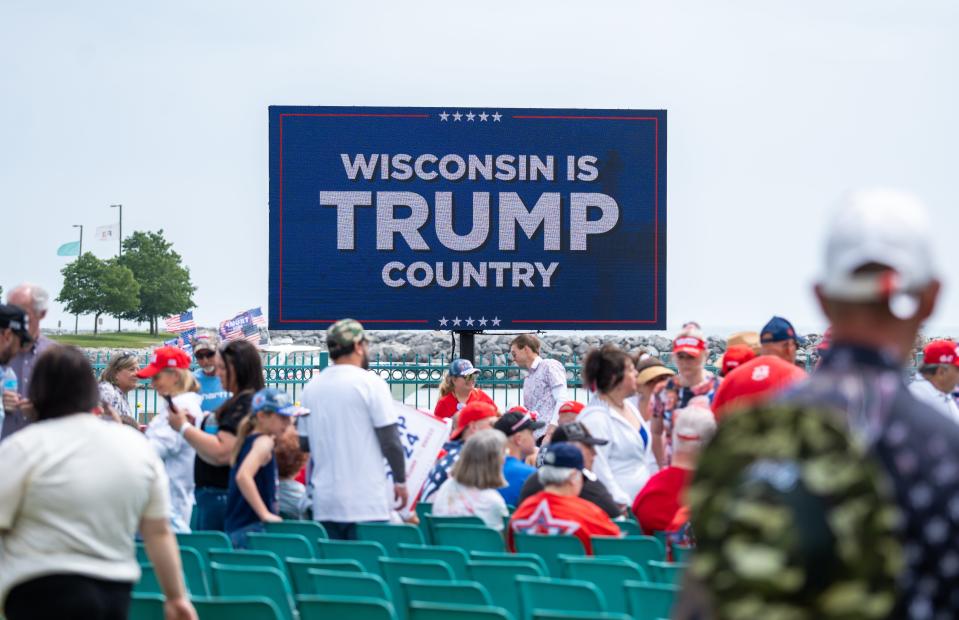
326,318,366,348
687,403,902,619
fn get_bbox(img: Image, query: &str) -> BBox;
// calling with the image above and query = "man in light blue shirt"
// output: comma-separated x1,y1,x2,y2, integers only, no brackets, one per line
192,334,229,413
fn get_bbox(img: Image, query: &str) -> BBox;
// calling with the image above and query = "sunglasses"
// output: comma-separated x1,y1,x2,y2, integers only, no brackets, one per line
195,351,216,360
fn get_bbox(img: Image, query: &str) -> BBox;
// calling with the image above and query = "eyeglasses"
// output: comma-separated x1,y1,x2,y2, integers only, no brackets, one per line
461,375,477,382
195,351,215,360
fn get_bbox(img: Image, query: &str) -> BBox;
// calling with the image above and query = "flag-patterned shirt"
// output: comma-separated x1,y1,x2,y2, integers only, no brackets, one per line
420,440,463,503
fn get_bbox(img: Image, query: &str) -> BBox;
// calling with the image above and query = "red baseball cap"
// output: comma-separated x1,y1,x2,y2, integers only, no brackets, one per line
137,346,192,378
711,355,807,418
450,401,499,440
673,335,706,357
923,339,959,367
557,401,585,417
719,345,756,377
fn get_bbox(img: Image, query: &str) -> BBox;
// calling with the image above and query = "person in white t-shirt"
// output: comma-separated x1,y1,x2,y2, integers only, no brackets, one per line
432,429,510,531
0,345,196,620
909,339,959,425
139,346,204,533
298,319,408,540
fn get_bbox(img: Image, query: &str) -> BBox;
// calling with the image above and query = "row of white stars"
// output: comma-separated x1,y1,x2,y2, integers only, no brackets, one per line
439,111,502,122
439,316,501,327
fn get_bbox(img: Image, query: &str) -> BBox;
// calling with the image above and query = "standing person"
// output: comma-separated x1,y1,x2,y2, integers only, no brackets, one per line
651,326,720,467
97,353,140,422
1,284,53,439
577,344,650,508
431,429,510,531
493,407,544,506
225,388,306,548
908,339,959,424
510,334,569,442
0,345,196,620
759,315,805,365
192,334,230,413
0,306,30,423
682,189,959,618
632,358,675,470
433,359,494,420
508,443,620,554
420,401,499,503
632,404,716,534
297,319,408,540
167,340,264,531
139,346,203,533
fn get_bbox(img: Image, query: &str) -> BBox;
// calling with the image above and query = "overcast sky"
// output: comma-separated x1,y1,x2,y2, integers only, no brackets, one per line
2,1,957,337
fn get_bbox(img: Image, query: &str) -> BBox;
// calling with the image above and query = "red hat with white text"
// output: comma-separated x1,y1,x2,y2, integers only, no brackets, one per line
922,340,959,368
137,346,192,378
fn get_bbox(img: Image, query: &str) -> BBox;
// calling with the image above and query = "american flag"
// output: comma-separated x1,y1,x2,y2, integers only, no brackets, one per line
241,322,261,345
164,311,196,333
219,319,243,342
248,307,267,327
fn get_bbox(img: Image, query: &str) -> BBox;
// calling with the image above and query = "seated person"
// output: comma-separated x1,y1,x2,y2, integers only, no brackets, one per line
509,443,621,554
633,403,716,534
493,407,544,506
420,402,498,503
431,429,510,531
519,422,623,518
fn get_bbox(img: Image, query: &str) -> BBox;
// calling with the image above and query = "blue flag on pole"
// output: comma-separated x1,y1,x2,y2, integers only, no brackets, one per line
57,241,81,257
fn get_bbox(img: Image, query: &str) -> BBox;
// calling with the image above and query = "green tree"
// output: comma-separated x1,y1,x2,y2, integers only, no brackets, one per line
118,230,196,334
57,254,140,335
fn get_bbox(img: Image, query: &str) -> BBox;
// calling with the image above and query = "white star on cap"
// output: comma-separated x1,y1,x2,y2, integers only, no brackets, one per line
439,317,448,326
478,112,489,121
452,317,462,326
492,317,501,326
439,111,449,121
492,112,502,122
452,111,463,121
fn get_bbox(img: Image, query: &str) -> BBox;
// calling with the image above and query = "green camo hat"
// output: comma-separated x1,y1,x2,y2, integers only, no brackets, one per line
687,403,902,619
327,318,366,348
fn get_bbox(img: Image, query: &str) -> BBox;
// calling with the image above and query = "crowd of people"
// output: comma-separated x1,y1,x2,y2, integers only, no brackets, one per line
2,188,959,618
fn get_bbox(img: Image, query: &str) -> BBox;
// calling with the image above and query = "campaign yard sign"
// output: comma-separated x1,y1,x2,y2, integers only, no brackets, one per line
269,106,666,331
386,402,449,518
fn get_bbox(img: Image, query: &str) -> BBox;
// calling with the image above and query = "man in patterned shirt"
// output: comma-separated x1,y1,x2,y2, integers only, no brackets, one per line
510,334,569,443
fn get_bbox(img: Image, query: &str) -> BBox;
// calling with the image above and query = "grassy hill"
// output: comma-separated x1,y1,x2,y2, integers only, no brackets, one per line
50,332,177,349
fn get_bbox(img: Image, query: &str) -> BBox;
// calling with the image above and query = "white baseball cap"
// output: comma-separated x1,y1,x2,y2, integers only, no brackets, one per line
818,188,938,318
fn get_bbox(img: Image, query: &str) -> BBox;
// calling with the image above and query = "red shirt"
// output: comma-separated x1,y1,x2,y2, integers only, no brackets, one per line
508,491,621,554
632,466,693,534
433,389,494,419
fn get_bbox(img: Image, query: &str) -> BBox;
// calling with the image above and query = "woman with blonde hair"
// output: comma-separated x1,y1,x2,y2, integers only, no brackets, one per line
97,352,140,421
431,429,510,531
138,346,203,533
433,358,494,419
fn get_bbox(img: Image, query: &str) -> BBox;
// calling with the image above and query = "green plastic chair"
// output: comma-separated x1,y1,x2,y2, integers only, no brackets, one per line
424,514,484,545
513,533,584,577
192,596,284,620
264,520,329,553
136,542,150,564
133,563,161,594
469,551,548,576
592,536,665,566
672,545,694,563
209,549,286,577
467,560,544,620
178,546,210,595
397,543,470,579
647,560,687,585
129,592,164,620
433,524,506,553
415,502,434,543
317,539,387,574
297,594,397,620
408,601,513,620
532,612,631,620
309,568,391,600
247,532,315,559
560,556,647,613
176,531,232,557
380,558,455,620
357,522,425,556
623,580,678,620
400,577,492,608
614,519,643,537
515,575,606,620
210,564,296,620
286,557,364,594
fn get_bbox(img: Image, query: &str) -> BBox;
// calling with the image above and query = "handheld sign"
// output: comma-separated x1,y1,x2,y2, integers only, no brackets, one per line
385,402,450,518
269,106,667,330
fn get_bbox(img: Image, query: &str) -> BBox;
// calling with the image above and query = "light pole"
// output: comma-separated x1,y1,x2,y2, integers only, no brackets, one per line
111,204,122,333
72,224,83,334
